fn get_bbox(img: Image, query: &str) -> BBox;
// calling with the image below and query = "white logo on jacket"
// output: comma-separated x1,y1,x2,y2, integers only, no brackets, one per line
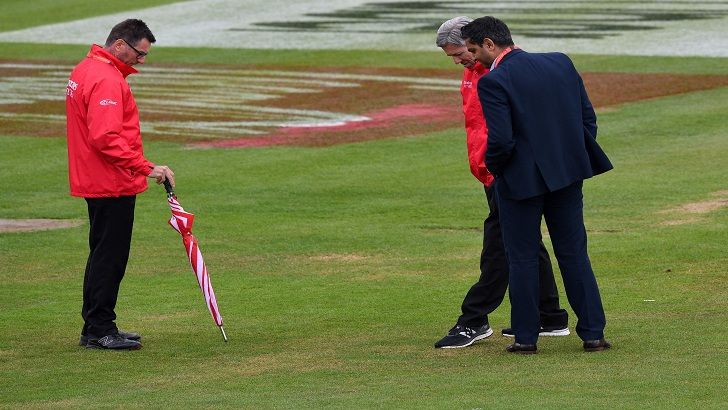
462,80,473,89
66,79,78,97
99,99,118,106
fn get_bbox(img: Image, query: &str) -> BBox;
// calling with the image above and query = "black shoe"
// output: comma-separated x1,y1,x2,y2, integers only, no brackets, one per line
506,343,537,354
583,338,611,352
434,324,493,349
79,330,141,346
86,333,142,350
501,326,570,338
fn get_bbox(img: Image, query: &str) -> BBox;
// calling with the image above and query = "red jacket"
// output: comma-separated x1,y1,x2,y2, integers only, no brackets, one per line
461,62,494,187
66,45,154,198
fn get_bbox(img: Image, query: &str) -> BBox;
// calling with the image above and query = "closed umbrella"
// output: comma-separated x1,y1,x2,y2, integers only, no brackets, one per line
164,181,227,342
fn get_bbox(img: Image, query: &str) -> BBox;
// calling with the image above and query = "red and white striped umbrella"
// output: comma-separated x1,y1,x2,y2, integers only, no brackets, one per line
164,181,227,342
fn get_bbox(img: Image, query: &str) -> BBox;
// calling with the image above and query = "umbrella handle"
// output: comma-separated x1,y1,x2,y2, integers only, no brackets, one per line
163,180,175,198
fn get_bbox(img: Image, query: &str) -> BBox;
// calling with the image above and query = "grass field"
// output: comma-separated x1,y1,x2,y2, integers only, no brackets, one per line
1,1,727,409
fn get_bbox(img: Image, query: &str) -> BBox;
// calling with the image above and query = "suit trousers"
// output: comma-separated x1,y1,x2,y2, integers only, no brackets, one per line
495,180,606,344
456,185,568,329
82,196,136,338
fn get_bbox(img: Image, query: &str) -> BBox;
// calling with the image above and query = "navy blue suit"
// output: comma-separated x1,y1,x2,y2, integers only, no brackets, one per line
477,49,613,344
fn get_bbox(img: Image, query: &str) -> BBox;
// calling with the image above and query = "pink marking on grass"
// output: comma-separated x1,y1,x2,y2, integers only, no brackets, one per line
192,104,451,148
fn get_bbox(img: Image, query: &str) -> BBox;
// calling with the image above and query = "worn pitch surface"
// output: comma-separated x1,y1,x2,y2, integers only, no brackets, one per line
2,62,728,147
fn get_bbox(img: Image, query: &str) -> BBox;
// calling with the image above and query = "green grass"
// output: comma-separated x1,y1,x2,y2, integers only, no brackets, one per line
0,42,458,69
1,81,727,407
1,2,727,406
0,0,186,32
3,42,728,74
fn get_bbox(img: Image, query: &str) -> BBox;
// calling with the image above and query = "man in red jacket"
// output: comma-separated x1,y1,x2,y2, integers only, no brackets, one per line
433,17,569,348
66,19,174,350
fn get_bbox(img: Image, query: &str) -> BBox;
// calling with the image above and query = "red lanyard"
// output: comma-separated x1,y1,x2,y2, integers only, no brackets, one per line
491,46,518,70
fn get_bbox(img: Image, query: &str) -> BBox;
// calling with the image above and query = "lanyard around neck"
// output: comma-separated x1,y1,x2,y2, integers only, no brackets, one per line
491,46,518,70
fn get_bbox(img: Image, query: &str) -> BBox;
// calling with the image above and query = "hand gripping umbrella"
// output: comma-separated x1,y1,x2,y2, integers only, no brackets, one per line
163,180,227,342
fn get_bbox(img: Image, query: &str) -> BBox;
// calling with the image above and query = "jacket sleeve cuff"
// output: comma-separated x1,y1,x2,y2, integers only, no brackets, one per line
139,161,154,176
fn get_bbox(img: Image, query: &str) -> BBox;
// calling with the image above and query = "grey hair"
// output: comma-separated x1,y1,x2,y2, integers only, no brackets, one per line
435,16,473,47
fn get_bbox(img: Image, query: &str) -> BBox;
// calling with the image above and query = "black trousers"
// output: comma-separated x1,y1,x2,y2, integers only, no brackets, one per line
456,186,568,328
81,196,136,338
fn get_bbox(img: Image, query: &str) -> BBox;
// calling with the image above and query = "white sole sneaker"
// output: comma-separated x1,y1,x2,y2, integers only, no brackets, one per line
501,327,570,338
439,327,494,349
540,327,570,337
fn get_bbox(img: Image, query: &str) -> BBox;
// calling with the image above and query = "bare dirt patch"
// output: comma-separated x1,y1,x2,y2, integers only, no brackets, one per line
309,253,369,262
197,69,728,148
658,191,728,226
0,218,83,233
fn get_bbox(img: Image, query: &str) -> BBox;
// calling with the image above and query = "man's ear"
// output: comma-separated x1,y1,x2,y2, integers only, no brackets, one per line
483,38,495,50
114,39,126,51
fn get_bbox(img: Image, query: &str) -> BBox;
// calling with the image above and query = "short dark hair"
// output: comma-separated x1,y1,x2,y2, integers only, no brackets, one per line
461,16,513,47
105,19,156,47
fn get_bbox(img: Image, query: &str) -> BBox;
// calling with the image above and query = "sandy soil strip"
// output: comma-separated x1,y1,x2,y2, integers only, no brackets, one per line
0,219,84,233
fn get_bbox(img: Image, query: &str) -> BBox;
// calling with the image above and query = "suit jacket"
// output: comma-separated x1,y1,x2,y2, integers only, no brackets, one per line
477,49,612,200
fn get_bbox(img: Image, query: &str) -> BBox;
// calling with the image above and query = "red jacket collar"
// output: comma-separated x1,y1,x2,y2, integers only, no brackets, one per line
87,44,138,78
467,61,488,75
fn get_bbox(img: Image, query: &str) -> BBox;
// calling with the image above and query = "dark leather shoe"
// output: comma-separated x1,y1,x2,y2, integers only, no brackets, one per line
86,334,142,350
506,343,537,354
583,338,611,352
80,330,141,346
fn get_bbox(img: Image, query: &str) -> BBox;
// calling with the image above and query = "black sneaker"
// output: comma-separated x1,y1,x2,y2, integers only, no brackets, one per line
79,330,141,346
86,333,142,350
434,324,493,349
539,326,570,337
501,326,570,338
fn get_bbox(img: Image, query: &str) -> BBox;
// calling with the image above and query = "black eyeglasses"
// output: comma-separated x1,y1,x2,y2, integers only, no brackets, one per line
121,38,148,58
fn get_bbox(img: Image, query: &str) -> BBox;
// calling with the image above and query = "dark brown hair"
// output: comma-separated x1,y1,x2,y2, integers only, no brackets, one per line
105,19,156,47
